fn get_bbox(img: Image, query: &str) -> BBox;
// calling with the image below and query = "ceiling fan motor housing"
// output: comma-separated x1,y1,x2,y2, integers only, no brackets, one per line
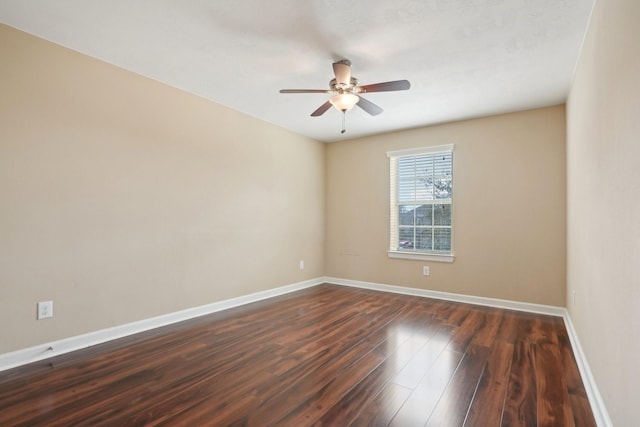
330,77,359,94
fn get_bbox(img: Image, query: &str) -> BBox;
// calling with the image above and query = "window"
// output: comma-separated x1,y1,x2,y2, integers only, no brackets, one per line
387,145,454,262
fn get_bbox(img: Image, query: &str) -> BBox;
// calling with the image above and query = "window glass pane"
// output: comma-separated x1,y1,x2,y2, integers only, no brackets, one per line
415,228,433,251
433,204,451,226
398,228,414,249
415,204,432,225
433,228,451,251
399,205,416,226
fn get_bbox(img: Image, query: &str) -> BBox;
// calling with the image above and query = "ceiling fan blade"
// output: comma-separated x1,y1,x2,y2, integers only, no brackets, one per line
357,80,411,93
311,101,332,117
332,60,352,85
280,89,331,94
356,96,383,116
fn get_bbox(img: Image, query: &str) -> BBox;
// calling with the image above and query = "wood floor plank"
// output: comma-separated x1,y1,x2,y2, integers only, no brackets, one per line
425,344,491,427
348,383,412,427
388,347,465,427
311,358,397,426
469,308,503,348
495,312,520,343
569,393,598,427
535,340,575,427
0,284,597,426
463,341,514,427
246,350,385,426
390,324,455,389
554,320,584,394
501,341,538,427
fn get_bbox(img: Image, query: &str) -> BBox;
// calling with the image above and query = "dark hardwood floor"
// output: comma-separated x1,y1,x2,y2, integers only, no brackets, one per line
0,284,596,426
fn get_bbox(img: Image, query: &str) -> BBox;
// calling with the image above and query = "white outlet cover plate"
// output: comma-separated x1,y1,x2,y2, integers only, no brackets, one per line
37,301,53,319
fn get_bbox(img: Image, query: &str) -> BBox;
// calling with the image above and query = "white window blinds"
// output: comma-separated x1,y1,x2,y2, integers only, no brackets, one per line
388,145,454,256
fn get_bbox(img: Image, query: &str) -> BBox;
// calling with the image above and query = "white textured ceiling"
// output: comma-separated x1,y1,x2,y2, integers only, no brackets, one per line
0,0,593,142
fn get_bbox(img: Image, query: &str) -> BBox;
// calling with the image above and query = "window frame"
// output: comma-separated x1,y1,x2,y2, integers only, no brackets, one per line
387,144,455,263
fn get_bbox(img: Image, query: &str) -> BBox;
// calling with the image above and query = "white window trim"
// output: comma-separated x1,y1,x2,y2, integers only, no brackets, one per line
387,250,455,263
386,144,454,158
387,144,455,263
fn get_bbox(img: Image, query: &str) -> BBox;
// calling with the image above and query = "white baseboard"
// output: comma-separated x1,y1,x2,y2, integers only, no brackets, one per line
324,276,611,427
324,276,566,316
562,314,613,427
0,277,324,373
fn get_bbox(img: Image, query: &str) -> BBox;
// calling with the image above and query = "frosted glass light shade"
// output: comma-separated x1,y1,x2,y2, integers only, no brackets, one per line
329,93,359,111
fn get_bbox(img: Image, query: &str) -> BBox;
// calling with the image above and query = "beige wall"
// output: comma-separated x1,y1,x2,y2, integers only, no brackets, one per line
567,0,640,424
326,106,567,306
0,25,325,353
0,19,578,367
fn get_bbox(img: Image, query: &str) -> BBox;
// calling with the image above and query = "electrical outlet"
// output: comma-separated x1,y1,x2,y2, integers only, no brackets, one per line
423,266,430,276
37,301,53,319
299,260,305,270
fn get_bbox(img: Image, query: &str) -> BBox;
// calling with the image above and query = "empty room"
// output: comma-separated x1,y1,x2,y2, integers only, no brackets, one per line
0,0,637,426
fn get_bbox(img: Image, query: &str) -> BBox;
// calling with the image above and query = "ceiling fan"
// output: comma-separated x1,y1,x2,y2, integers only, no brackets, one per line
279,59,410,133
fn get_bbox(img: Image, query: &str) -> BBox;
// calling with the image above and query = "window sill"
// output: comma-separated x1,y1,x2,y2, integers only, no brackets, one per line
387,251,455,263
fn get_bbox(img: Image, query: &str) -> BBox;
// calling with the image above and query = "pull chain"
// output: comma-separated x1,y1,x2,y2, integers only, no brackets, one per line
341,110,346,134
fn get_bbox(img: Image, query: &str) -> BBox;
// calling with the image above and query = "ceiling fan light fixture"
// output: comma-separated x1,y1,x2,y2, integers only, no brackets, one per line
329,93,359,112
